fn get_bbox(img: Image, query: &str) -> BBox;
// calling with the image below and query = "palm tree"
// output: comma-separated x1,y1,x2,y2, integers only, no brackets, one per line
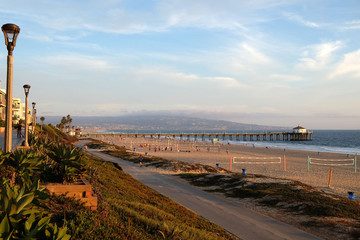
66,114,72,130
40,116,45,130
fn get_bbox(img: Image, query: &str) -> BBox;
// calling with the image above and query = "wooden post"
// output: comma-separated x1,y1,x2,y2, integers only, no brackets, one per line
328,168,333,188
283,154,286,171
230,156,232,171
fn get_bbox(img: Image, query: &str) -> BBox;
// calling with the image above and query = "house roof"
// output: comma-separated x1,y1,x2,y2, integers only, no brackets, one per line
293,126,306,129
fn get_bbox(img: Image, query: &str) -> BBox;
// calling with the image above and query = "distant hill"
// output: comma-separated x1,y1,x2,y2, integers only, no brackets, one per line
45,115,290,131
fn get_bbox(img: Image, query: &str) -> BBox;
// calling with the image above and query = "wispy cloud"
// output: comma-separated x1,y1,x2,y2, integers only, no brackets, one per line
329,49,360,78
284,12,321,28
2,0,292,35
226,43,274,73
296,41,343,70
270,74,302,82
206,77,244,88
343,20,360,30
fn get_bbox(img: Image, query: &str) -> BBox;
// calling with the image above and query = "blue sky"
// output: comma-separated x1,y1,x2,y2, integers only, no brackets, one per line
0,0,359,129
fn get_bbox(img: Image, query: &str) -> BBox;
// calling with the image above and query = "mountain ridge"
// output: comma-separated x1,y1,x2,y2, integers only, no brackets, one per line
45,115,291,131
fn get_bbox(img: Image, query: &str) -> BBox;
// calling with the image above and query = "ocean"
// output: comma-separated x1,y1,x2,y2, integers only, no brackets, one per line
230,130,360,155
103,129,360,155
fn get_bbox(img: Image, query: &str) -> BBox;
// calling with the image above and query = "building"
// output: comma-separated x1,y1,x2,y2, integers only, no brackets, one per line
0,88,32,124
12,98,22,122
293,125,307,133
0,89,5,121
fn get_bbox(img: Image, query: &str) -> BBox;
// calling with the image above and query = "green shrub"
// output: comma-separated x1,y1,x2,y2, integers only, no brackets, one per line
7,150,43,186
0,179,71,239
45,143,85,183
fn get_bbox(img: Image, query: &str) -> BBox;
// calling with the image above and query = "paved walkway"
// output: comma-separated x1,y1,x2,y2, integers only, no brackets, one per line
0,130,24,151
77,140,322,240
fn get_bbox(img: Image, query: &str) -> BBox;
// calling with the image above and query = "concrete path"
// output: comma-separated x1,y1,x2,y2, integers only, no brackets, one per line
79,142,322,240
0,130,24,151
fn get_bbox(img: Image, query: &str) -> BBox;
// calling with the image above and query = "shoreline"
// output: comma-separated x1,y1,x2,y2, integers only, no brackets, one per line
94,135,360,199
82,128,360,155
229,140,360,155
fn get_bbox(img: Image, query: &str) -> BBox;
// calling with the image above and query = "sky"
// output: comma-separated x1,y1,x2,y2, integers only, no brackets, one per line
0,0,359,129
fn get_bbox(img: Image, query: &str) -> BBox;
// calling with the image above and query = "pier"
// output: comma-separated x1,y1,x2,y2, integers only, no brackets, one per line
84,131,312,142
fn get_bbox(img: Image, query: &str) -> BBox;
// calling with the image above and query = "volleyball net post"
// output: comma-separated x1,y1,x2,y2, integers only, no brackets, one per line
328,168,333,188
355,155,357,173
307,156,310,172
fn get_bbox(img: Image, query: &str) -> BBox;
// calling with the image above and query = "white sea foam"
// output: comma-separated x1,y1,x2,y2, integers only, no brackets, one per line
225,140,360,155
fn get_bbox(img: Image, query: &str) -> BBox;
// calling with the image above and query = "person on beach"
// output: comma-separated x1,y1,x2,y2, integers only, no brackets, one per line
139,155,143,167
16,124,22,138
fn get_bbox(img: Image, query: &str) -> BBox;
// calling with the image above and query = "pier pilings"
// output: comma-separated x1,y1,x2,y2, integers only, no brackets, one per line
87,131,313,142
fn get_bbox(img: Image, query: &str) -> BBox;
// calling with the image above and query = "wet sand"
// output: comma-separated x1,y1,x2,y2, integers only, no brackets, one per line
95,135,360,199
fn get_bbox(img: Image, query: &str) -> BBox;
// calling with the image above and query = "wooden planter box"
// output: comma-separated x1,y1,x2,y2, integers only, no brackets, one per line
43,179,97,211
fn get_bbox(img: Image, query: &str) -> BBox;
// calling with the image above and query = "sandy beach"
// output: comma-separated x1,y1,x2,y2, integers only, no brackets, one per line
94,135,360,199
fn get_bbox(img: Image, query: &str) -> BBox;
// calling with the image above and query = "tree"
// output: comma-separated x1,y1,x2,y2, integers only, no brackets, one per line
60,117,67,131
66,115,72,130
40,117,45,130
58,115,72,133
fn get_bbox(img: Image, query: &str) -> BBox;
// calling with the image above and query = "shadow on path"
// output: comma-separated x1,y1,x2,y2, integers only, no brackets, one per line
0,130,24,151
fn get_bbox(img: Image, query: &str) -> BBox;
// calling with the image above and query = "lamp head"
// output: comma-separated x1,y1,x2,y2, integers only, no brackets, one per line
32,102,36,109
23,84,31,96
1,23,20,55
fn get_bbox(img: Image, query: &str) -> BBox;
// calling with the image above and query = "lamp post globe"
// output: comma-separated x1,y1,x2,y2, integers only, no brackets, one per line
23,84,30,147
2,23,20,55
2,23,20,152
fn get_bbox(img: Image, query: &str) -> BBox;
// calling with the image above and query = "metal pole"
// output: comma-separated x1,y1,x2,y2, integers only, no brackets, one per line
4,55,13,152
31,107,34,133
24,93,29,147
34,109,36,132
32,109,36,133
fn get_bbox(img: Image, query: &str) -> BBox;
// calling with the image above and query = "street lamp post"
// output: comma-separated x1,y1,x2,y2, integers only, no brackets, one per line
32,102,36,133
2,23,20,152
23,84,30,147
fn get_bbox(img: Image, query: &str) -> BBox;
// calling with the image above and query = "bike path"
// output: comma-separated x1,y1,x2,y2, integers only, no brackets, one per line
79,142,322,240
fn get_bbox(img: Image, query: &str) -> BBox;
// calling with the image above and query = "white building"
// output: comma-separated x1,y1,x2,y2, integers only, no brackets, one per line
0,88,32,124
293,126,307,133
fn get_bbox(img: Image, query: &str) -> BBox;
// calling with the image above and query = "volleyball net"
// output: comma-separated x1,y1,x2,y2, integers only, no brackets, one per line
232,156,281,164
195,145,221,151
308,156,357,172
